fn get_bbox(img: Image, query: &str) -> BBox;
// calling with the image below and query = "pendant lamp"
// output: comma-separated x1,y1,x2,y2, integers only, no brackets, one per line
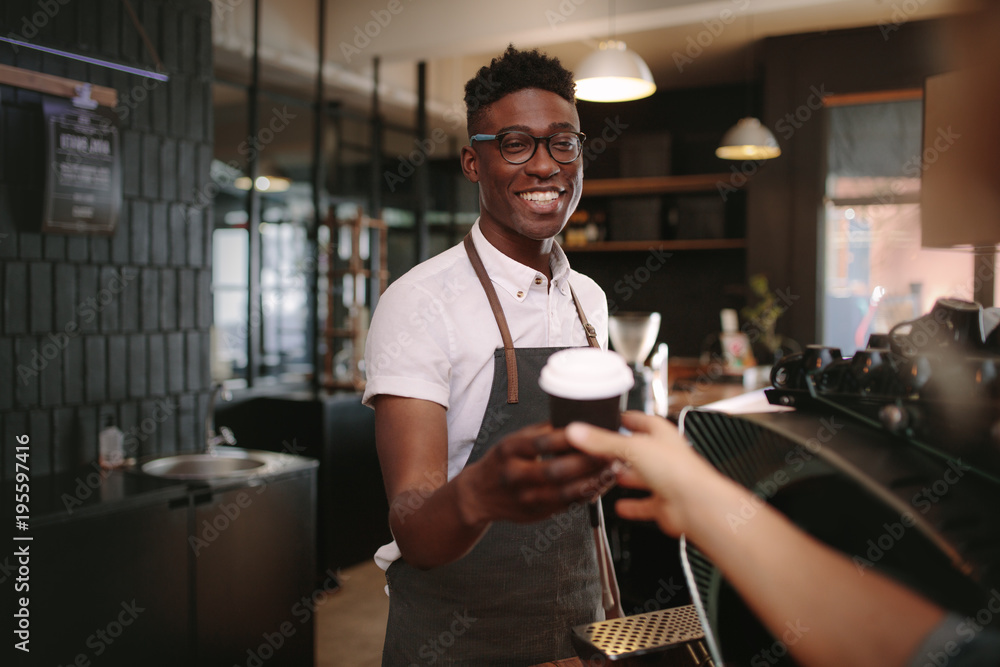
574,0,655,103
716,13,780,160
715,117,781,160
575,39,656,102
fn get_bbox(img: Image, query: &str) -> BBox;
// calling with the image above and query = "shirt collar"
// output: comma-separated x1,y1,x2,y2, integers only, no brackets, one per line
470,219,573,301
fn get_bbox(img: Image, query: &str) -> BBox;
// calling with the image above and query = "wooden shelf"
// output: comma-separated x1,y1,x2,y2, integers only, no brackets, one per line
0,64,118,106
581,173,733,197
563,238,746,252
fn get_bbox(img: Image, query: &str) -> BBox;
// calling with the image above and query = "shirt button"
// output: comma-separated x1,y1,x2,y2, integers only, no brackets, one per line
534,277,543,285
516,290,524,298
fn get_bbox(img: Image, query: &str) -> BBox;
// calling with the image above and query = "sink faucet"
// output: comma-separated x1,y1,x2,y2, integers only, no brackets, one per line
206,383,237,454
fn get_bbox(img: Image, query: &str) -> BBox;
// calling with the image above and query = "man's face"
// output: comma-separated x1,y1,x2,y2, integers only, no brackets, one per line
461,88,583,243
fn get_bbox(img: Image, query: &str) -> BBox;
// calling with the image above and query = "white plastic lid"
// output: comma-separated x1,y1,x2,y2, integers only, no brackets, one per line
538,348,635,400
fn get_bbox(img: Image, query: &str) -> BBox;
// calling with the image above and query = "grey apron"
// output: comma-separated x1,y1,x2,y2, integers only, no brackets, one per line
381,235,604,666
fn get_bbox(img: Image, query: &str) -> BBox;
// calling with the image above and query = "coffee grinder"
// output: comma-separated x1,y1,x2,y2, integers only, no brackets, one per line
608,312,662,413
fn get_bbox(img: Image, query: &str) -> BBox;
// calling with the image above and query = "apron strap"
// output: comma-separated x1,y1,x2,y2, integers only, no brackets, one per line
569,283,601,349
463,233,601,403
464,234,520,404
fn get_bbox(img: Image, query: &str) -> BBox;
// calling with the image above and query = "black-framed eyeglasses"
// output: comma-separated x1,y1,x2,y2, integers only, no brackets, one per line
470,130,586,165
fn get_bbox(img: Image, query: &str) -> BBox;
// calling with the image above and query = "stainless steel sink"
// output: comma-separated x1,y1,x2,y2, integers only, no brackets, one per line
140,449,270,480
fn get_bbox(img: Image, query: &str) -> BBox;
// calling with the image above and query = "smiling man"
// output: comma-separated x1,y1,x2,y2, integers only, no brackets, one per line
363,46,615,665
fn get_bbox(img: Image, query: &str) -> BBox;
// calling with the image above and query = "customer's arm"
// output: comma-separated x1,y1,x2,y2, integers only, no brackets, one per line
566,411,944,667
374,395,613,570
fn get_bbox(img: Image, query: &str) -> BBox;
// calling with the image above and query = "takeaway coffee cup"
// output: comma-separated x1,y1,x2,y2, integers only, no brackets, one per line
539,348,635,431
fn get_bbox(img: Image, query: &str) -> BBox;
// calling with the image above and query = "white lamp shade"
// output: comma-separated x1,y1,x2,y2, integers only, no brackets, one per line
716,117,781,160
575,40,656,103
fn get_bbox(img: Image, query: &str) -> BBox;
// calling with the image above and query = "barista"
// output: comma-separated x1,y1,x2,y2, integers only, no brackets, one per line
363,46,615,665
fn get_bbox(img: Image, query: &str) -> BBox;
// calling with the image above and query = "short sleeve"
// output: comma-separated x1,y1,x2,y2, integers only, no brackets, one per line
362,278,454,410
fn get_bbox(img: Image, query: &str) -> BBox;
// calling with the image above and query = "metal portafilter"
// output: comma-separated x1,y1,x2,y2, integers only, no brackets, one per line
608,312,662,412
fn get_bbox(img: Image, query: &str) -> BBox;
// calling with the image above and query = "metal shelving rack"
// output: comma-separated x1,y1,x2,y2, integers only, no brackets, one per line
322,206,388,391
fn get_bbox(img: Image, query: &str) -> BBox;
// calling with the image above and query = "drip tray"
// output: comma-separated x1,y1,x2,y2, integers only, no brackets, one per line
571,605,714,665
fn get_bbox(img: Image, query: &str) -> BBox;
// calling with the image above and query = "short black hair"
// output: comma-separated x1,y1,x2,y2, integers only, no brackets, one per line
465,45,576,136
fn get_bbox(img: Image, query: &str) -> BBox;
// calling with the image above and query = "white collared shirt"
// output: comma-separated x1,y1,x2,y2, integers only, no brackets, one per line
363,219,608,481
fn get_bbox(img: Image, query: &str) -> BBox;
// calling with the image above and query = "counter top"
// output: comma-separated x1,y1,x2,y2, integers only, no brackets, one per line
664,357,766,421
25,448,318,527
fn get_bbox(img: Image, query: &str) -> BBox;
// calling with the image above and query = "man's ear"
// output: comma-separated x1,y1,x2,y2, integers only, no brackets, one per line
460,145,480,184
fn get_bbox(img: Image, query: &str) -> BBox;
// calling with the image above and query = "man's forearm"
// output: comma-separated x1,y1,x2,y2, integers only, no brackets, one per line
389,469,491,570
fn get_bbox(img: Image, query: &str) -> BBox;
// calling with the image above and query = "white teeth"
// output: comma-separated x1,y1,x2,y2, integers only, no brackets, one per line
519,191,559,202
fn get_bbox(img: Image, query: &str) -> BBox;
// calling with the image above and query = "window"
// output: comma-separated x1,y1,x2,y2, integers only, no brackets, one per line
821,95,985,355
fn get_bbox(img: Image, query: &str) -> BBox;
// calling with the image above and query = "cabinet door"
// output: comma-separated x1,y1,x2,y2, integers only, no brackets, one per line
193,474,316,666
26,500,191,667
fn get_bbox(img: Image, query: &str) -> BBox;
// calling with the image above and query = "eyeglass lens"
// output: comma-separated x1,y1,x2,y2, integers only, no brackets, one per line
499,132,583,164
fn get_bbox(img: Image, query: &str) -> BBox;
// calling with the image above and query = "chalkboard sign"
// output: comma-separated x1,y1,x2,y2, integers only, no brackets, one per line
42,96,122,235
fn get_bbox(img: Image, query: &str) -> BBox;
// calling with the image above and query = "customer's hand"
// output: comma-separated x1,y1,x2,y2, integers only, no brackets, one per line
566,411,728,538
459,423,616,526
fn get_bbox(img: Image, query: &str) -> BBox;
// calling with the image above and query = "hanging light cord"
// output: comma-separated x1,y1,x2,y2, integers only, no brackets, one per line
122,0,166,74
746,11,754,115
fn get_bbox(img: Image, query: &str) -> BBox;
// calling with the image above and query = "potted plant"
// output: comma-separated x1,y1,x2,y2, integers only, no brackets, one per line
741,273,801,367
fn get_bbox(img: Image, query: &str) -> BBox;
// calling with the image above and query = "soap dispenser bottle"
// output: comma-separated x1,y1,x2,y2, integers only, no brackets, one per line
99,415,125,469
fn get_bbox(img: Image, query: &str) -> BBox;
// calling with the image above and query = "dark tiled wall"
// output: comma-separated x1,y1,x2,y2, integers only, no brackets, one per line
0,0,214,478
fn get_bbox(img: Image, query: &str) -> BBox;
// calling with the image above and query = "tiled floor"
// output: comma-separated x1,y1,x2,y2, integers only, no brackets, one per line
315,560,389,666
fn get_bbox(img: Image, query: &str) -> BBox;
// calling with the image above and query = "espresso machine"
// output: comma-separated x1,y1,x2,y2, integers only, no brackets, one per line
608,312,662,413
